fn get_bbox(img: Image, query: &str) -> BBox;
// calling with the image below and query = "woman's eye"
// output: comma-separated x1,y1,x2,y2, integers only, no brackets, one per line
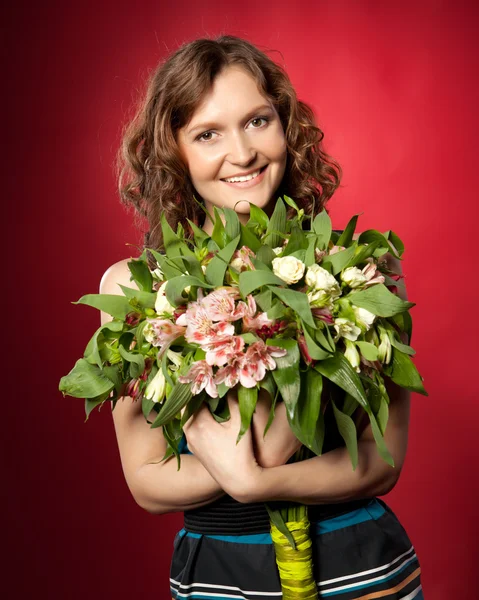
195,116,269,143
197,131,216,142
250,116,269,128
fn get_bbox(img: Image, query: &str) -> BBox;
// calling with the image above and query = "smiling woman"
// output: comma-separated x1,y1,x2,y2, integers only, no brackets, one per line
116,35,342,268
103,34,424,600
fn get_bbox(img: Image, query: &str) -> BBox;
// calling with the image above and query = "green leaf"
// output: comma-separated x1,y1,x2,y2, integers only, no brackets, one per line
268,338,301,419
355,341,379,361
283,195,300,212
367,411,395,467
268,287,316,329
314,351,369,409
335,213,361,248
151,382,193,428
239,223,262,252
85,394,110,419
205,234,241,287
282,225,308,256
291,369,323,448
148,249,184,279
302,323,333,360
73,294,132,320
211,207,228,249
223,208,241,241
59,358,115,399
255,244,275,268
249,204,269,231
84,320,124,369
165,275,214,307
239,270,285,297
312,209,332,250
118,345,145,380
264,198,286,247
265,505,296,550
348,284,415,318
254,289,273,311
180,392,206,428
118,285,156,310
321,245,357,276
331,399,358,470
161,213,195,258
127,259,153,292
386,347,428,395
186,219,209,246
236,385,258,444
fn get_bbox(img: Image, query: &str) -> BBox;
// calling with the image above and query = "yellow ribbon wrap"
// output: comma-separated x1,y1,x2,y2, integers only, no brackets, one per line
270,516,318,599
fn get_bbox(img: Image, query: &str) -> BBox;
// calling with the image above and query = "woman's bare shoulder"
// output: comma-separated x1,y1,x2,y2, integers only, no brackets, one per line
99,258,137,295
99,259,138,326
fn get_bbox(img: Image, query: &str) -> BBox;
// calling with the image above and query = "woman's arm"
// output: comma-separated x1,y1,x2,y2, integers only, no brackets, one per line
100,259,226,515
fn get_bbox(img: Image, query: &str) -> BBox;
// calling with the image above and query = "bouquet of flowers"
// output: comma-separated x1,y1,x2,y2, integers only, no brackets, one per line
59,195,427,599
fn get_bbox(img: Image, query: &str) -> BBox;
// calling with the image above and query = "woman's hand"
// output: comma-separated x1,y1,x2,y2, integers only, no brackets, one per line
182,389,264,503
252,388,303,468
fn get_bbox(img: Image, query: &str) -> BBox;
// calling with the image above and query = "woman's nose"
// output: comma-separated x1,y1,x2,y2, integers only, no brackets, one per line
226,132,257,165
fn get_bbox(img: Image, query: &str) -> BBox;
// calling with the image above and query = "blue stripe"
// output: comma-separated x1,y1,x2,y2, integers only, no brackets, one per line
177,499,386,544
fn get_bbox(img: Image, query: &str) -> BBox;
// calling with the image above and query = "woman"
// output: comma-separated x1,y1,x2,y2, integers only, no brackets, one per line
99,35,424,599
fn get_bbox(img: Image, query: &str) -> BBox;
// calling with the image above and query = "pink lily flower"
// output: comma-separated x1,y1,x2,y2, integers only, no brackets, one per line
242,340,288,383
242,294,274,332
176,303,235,346
204,335,246,367
178,360,218,397
214,354,251,388
201,288,246,322
362,261,386,287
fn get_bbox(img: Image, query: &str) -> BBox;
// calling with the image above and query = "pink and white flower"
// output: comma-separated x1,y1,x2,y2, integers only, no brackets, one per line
176,303,235,346
204,335,245,367
214,354,249,388
243,340,288,383
201,288,246,322
178,360,218,397
242,294,274,332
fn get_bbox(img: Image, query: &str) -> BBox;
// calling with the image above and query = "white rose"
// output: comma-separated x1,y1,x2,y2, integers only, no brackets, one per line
144,368,166,404
341,266,367,288
353,306,376,331
305,264,341,297
155,281,175,315
272,256,306,285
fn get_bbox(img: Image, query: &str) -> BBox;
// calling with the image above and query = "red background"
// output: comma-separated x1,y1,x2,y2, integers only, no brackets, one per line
6,1,478,598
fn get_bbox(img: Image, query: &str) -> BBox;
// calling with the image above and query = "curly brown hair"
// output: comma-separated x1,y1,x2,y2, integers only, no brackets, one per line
116,34,343,261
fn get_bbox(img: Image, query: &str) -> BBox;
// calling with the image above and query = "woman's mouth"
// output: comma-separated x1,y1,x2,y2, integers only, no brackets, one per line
221,165,268,189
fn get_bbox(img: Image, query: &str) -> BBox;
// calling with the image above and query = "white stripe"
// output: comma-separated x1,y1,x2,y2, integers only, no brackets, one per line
320,551,419,594
401,583,423,600
318,545,416,586
170,579,282,597
171,588,280,599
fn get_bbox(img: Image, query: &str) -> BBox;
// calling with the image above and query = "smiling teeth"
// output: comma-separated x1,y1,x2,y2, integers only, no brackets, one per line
224,169,262,183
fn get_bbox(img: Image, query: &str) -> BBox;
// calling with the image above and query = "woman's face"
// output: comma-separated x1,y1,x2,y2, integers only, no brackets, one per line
177,66,288,234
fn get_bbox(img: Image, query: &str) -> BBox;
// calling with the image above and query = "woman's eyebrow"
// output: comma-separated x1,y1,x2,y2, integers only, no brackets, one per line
187,104,274,135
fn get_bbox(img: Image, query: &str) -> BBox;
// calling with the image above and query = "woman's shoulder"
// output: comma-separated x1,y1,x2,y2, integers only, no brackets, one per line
99,258,136,295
